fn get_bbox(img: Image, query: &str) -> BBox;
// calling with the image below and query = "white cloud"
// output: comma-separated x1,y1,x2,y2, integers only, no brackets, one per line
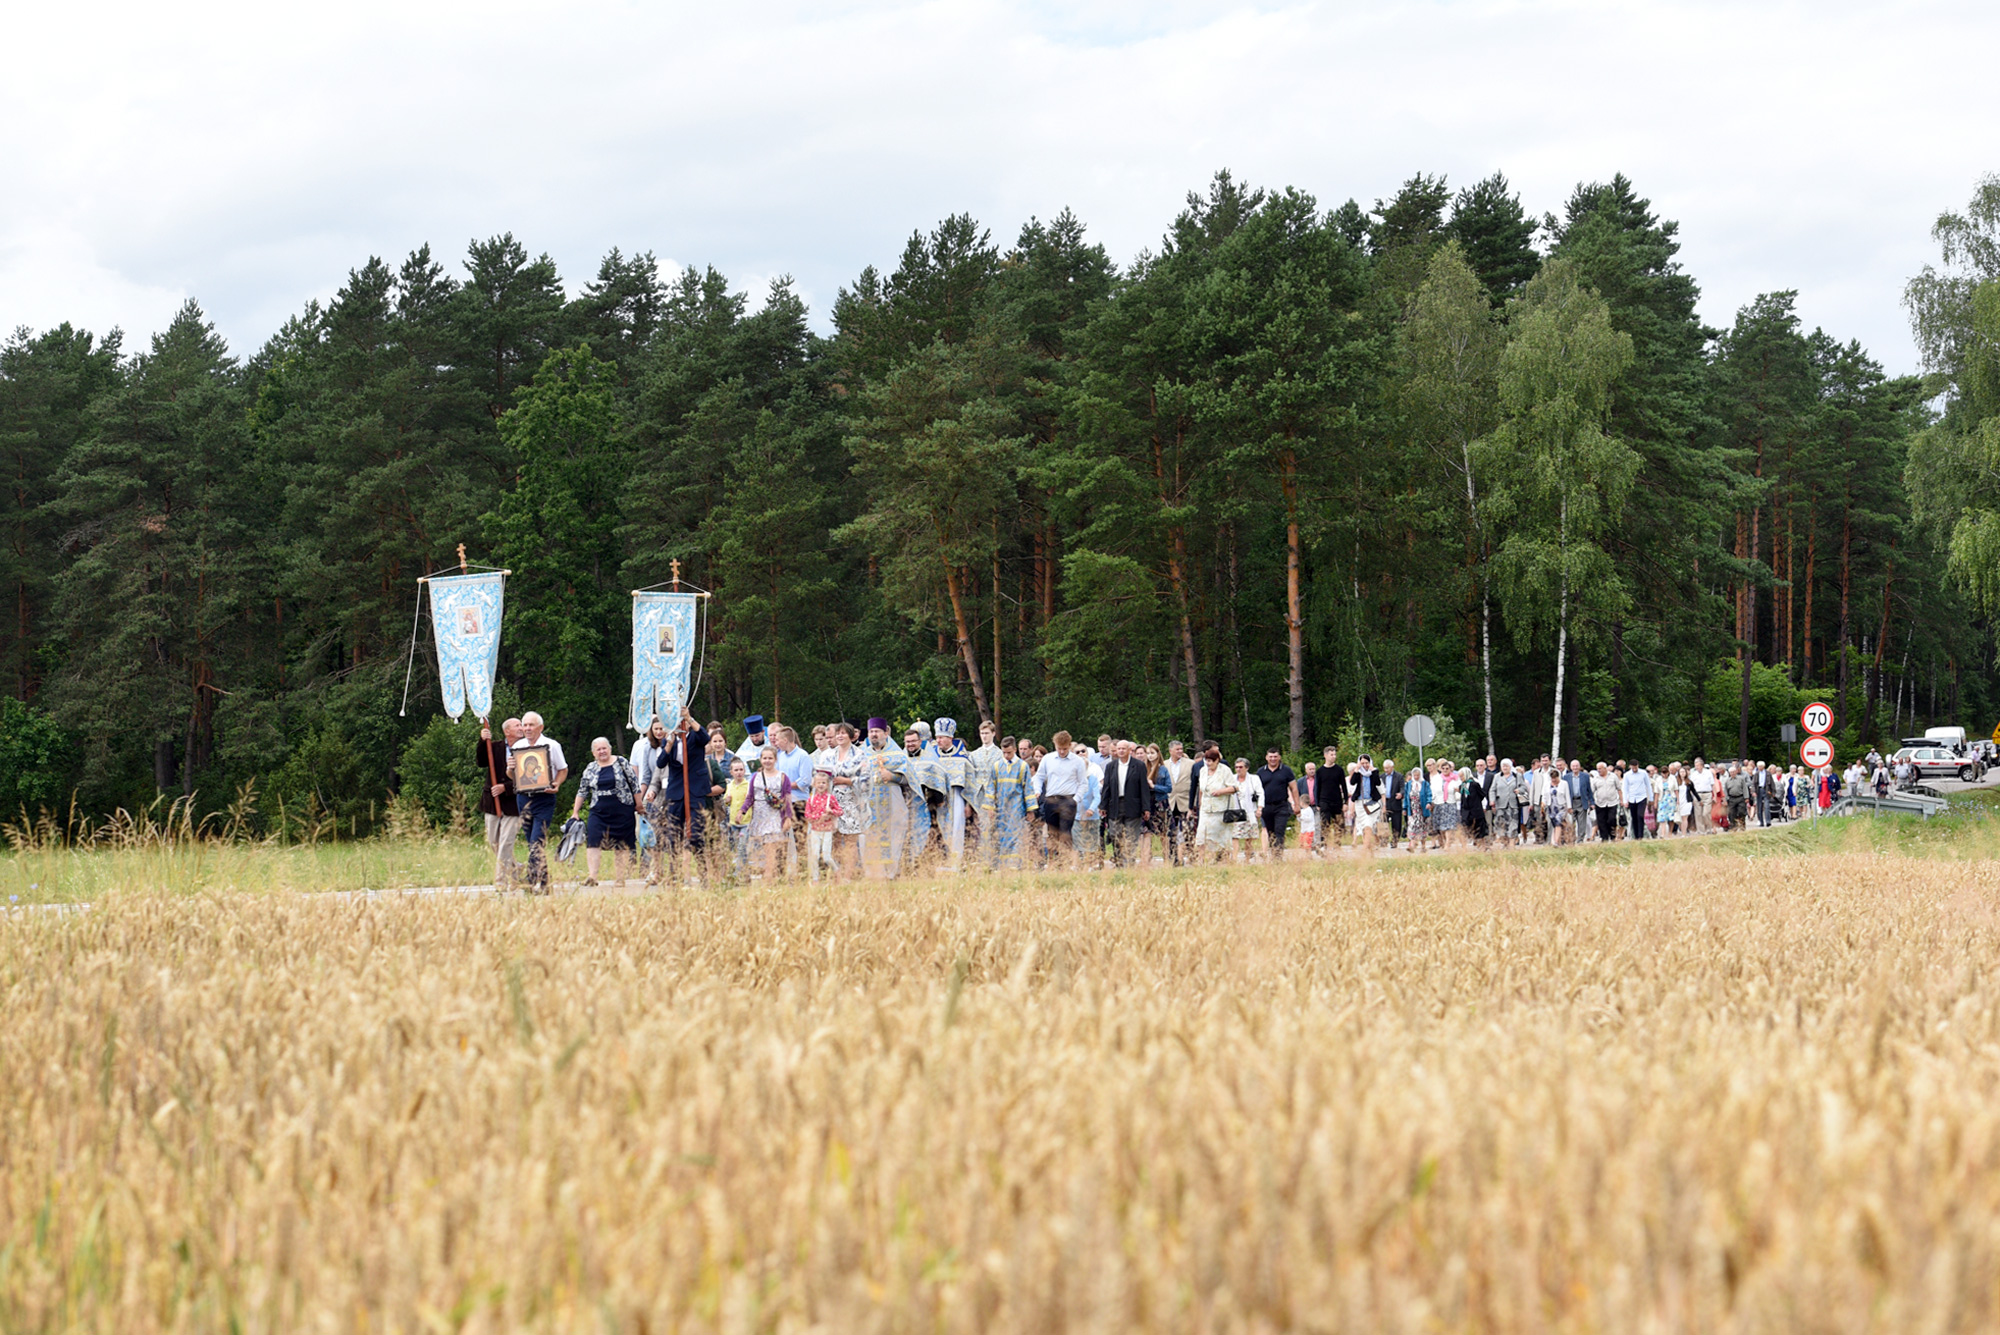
2,0,1994,368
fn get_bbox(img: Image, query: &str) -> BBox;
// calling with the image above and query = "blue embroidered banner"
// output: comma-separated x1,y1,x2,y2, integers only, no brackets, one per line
428,572,505,720
630,592,699,732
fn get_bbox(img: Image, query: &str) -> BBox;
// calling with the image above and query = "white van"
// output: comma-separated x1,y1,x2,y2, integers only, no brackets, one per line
1923,726,1969,749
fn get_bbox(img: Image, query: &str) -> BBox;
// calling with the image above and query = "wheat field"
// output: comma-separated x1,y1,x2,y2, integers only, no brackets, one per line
5,842,2000,1332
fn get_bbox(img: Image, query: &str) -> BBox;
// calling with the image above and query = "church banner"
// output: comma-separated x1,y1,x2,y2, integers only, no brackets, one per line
630,591,699,732
428,571,505,720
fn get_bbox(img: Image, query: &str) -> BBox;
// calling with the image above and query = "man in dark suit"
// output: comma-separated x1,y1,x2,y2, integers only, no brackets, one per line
1315,745,1346,856
647,707,712,882
1380,758,1408,847
1101,738,1153,867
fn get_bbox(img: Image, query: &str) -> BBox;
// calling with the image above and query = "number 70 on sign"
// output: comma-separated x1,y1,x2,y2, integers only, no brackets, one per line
1801,702,1833,736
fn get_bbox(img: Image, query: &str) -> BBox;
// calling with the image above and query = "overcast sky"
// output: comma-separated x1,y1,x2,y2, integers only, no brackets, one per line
3,0,1994,372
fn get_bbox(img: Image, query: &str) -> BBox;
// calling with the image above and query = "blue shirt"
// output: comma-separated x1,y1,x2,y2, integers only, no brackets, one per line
774,744,815,800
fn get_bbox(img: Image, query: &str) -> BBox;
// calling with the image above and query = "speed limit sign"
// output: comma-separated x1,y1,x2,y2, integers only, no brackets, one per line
1801,735,1834,768
1801,702,1833,736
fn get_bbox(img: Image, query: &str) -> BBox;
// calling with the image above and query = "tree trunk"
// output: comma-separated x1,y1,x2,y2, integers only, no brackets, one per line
1738,474,1759,761
1551,497,1569,759
1835,499,1852,736
1802,508,1817,685
1458,430,1493,754
1167,531,1206,743
1227,524,1249,739
1866,550,1892,746
940,559,992,724
1281,446,1304,752
1783,487,1795,678
992,527,1002,730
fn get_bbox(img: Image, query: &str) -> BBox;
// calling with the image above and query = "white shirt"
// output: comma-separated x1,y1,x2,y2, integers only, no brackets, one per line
1037,751,1088,799
513,733,568,776
1622,768,1652,803
629,735,660,787
1690,766,1715,795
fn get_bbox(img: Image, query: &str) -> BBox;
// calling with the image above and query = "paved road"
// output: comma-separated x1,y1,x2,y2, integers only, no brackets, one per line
1911,767,2000,797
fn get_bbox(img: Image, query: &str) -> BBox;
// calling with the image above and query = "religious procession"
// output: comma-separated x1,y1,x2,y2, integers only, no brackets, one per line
417,560,1854,895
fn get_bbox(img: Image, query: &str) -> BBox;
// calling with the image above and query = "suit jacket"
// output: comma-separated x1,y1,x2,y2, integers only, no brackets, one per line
476,737,517,818
1101,757,1152,821
1380,770,1407,810
656,727,713,806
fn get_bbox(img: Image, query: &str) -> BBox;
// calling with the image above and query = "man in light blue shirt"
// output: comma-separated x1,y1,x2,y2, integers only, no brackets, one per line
1622,762,1653,839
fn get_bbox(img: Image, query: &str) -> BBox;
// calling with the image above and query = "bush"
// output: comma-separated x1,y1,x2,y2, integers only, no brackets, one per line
0,698,76,818
397,715,487,835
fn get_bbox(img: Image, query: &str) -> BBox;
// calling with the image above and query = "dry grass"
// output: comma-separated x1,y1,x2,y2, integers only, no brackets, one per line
6,849,2000,1332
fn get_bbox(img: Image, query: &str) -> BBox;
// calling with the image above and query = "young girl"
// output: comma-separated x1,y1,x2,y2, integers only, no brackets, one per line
804,771,842,882
740,746,793,881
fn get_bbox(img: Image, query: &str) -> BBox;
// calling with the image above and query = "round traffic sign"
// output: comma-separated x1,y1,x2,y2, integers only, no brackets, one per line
1801,735,1834,768
1801,702,1833,736
1402,714,1437,748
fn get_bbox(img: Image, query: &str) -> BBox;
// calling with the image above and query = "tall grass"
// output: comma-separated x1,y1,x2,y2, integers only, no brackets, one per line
0,787,491,904
5,852,2000,1330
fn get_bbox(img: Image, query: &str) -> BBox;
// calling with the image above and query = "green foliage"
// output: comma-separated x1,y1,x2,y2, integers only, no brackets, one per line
0,697,76,817
1699,659,1814,764
396,714,484,833
0,172,1993,834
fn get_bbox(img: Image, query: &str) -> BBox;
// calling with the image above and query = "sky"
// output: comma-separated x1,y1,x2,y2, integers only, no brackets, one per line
3,0,1995,372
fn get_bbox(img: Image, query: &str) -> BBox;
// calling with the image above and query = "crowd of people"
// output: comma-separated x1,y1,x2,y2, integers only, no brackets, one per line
469,709,1884,891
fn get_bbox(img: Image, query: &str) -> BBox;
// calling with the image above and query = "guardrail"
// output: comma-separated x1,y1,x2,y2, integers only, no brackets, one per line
1826,788,1953,819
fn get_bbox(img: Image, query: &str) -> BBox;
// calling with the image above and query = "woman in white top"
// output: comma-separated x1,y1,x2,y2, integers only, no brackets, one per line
1229,757,1263,860
1195,747,1238,860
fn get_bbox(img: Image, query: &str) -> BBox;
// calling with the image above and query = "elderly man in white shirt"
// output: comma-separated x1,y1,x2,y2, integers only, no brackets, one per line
1688,758,1715,833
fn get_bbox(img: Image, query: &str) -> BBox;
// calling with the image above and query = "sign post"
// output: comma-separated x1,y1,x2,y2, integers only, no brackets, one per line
1402,714,1437,774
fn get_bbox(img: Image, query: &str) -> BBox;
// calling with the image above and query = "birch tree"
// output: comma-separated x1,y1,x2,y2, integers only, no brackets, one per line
1475,262,1637,758
1401,242,1501,752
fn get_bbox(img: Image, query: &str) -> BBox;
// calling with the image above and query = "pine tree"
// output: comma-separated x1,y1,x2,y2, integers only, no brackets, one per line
1446,172,1540,303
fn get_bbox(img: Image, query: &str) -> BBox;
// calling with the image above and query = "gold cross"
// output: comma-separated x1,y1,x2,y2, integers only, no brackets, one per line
457,543,467,573
670,558,681,589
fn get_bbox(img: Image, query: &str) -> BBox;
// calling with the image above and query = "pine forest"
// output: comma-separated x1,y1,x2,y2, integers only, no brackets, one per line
7,169,2000,833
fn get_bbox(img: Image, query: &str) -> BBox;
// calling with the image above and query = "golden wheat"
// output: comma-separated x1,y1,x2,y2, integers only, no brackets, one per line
5,849,2000,1332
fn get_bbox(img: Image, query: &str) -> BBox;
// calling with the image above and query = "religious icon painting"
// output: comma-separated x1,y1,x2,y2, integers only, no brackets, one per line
513,744,555,794
459,607,482,637
658,624,676,655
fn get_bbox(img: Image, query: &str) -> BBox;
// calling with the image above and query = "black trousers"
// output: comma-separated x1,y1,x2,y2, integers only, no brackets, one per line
1594,805,1617,841
1627,800,1648,839
1261,807,1289,850
1386,803,1404,839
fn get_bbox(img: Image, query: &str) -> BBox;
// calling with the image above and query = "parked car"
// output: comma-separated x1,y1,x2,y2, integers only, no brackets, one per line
1893,746,1979,782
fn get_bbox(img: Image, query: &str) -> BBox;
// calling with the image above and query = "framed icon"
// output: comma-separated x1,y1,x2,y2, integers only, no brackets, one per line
459,606,482,637
657,623,677,656
513,743,555,794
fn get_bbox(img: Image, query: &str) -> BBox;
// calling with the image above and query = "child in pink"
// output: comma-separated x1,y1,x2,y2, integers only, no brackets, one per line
803,772,842,882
